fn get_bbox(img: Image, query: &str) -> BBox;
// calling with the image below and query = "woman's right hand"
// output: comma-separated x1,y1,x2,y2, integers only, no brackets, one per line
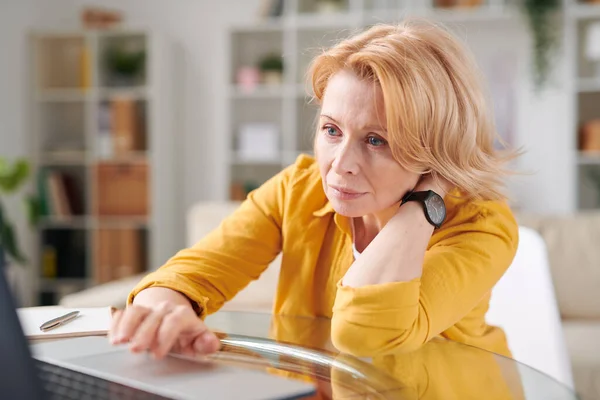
109,288,220,359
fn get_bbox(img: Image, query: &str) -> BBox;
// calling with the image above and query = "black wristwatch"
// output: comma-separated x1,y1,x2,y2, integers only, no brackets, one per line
401,190,446,229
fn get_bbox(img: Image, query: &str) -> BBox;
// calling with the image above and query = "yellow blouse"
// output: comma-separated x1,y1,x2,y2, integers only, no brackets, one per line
128,154,519,358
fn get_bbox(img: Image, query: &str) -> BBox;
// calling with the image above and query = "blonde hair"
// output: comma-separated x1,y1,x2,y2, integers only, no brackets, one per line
308,20,519,201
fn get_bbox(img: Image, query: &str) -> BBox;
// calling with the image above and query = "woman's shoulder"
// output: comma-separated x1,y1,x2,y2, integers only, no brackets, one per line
439,190,519,248
280,153,328,211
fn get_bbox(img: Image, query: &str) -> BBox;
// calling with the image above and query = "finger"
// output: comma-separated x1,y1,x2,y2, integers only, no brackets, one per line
153,308,200,359
109,310,123,344
129,306,171,353
115,306,152,344
192,330,221,355
174,335,194,355
177,341,196,358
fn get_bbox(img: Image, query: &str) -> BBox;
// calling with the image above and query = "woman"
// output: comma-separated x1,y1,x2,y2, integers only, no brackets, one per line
110,19,519,361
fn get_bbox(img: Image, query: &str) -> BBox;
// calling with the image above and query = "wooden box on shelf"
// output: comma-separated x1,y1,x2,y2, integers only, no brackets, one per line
94,161,149,216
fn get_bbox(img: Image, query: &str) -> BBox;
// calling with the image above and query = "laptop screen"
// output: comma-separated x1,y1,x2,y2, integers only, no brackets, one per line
0,264,46,399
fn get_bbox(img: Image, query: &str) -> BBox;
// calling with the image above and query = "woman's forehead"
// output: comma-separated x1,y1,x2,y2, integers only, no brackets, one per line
322,71,387,130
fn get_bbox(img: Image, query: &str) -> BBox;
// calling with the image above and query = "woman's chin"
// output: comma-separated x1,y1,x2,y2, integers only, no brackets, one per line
329,199,368,218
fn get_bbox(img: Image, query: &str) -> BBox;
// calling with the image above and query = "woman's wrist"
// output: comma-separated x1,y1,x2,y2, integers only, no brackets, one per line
132,287,193,309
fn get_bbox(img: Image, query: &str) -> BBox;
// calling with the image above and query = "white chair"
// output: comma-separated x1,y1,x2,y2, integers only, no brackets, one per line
487,226,574,389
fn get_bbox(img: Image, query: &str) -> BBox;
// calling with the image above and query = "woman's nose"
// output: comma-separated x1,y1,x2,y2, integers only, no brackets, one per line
332,142,360,175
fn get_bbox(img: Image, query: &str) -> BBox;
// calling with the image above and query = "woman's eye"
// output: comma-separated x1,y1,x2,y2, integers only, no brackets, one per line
324,126,338,136
367,136,386,147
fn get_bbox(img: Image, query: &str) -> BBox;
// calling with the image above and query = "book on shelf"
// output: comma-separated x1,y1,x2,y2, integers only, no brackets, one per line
38,169,84,219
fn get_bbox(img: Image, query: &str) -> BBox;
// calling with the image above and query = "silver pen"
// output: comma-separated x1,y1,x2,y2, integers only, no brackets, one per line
39,311,80,332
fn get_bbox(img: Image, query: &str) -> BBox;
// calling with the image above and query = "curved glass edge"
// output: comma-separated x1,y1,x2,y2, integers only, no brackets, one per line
205,311,581,399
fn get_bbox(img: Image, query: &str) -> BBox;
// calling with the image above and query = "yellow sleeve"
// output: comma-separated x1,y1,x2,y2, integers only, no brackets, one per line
331,201,519,357
126,163,293,318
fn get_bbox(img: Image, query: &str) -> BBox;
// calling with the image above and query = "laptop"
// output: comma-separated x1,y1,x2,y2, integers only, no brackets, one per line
0,267,316,400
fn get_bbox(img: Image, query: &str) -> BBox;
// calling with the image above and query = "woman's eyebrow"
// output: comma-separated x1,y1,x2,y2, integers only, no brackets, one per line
320,114,387,133
320,114,338,123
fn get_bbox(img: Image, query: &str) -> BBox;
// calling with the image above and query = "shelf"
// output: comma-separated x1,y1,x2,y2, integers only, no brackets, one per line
292,12,362,29
578,78,600,93
418,6,515,23
568,2,600,19
229,85,286,98
231,19,285,33
39,151,88,166
38,216,151,229
30,29,175,305
98,86,148,100
578,152,600,165
96,152,149,163
230,153,282,165
363,5,514,24
36,88,91,102
39,216,90,230
95,217,150,228
38,278,90,291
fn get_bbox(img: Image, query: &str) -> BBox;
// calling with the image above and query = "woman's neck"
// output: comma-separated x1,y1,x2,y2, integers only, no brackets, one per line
352,204,399,252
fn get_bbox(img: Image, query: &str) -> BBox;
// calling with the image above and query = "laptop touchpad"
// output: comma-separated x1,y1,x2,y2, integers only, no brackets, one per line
45,340,315,400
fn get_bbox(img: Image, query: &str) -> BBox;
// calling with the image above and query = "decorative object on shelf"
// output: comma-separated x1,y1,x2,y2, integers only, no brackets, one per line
521,0,561,92
236,66,261,93
315,0,346,14
585,21,600,79
434,0,482,8
104,41,146,87
259,53,284,86
0,158,39,267
580,119,600,153
237,123,280,162
81,7,123,30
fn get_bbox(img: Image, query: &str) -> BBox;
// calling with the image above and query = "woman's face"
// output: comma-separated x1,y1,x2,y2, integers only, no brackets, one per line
315,69,420,218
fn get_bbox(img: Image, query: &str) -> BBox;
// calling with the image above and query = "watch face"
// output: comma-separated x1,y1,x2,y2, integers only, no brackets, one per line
425,193,446,226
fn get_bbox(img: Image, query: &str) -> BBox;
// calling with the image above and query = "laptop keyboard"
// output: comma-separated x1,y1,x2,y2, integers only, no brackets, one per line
35,359,172,400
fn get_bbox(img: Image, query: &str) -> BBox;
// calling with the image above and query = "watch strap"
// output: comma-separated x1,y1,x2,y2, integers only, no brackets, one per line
401,190,429,205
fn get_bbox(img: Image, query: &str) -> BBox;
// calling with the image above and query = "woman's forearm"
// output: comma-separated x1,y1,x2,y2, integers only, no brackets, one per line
342,201,434,287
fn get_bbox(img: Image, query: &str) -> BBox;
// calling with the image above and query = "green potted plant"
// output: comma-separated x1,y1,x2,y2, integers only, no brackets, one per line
258,53,284,86
104,43,146,86
0,157,39,269
521,0,561,92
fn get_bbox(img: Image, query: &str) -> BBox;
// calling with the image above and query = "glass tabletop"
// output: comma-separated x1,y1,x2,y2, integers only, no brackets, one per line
203,311,580,400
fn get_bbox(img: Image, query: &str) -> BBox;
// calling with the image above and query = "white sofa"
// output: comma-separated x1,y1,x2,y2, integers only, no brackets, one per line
60,202,600,398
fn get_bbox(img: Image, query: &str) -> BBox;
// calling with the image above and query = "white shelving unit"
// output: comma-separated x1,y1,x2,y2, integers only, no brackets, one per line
223,0,520,200
28,28,177,305
566,0,600,210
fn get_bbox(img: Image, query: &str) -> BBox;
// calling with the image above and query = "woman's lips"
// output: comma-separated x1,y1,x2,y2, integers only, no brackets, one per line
329,185,365,200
